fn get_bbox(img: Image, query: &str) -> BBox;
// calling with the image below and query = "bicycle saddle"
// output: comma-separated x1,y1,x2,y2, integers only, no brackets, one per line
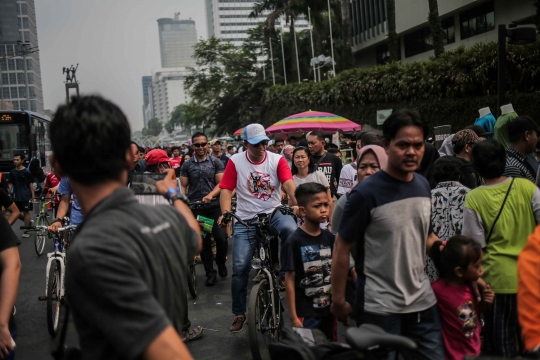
345,324,417,351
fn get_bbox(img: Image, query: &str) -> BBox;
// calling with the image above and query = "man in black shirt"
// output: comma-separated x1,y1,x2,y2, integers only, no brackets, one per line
50,95,202,359
307,132,343,198
0,188,20,225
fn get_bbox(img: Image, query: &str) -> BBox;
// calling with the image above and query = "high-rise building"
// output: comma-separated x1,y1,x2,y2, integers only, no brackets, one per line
205,0,308,48
141,75,152,127
0,0,44,113
157,13,197,68
147,68,191,125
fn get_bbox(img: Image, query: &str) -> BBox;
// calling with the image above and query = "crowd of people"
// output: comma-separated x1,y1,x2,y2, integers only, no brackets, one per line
2,95,540,360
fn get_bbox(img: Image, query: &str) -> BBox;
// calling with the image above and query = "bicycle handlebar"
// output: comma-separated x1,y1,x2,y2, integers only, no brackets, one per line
58,225,77,232
20,225,49,231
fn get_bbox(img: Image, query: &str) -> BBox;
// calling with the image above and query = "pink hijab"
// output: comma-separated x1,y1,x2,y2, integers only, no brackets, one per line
357,145,388,169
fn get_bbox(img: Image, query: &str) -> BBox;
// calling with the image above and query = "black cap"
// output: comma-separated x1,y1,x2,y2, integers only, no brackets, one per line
508,116,540,140
466,124,493,137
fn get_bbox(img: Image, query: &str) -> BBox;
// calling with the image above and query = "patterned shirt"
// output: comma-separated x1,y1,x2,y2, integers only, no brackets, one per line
504,148,536,183
180,155,224,205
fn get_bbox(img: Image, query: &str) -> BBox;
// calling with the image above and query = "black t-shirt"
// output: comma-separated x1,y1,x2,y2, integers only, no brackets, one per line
283,228,335,318
456,156,481,189
0,189,13,209
311,152,343,197
0,215,20,252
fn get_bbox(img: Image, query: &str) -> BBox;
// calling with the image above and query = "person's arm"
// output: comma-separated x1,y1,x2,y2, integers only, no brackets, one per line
203,173,223,202
218,189,233,227
284,272,302,327
462,207,487,248
330,234,354,325
179,176,189,196
0,247,20,356
425,232,440,256
327,188,334,228
5,203,19,226
48,194,70,232
282,179,297,205
142,326,193,360
530,187,540,224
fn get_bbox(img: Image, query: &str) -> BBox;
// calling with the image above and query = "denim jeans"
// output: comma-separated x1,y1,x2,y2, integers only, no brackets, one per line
358,305,444,360
231,210,297,315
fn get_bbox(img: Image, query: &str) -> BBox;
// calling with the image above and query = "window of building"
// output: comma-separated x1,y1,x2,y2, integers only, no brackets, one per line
460,1,494,40
376,40,401,65
442,17,455,44
18,86,26,98
16,59,23,70
10,87,18,99
19,3,27,15
30,100,36,112
26,59,32,70
17,73,25,84
0,62,6,72
2,88,9,100
1,74,7,86
7,59,15,71
9,73,16,85
404,27,432,58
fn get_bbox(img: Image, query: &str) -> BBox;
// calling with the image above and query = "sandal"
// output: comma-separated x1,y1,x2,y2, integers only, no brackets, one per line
182,326,203,343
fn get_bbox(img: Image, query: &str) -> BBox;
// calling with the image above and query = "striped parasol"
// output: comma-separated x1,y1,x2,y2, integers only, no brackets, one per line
265,110,361,135
233,127,244,136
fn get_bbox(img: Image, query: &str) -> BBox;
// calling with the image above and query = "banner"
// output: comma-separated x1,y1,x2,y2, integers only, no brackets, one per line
376,109,393,125
433,125,452,150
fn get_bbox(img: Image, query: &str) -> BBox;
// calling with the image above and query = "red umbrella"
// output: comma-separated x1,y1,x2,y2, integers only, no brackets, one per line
233,127,244,136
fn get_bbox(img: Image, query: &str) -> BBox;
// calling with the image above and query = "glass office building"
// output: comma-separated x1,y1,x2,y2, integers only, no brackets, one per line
157,14,197,68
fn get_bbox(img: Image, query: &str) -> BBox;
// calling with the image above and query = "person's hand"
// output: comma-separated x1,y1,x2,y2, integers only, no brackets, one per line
291,206,299,216
48,221,61,233
469,278,487,302
49,186,58,195
197,219,205,231
0,324,14,358
218,215,227,228
331,300,353,326
202,195,212,203
481,284,495,306
155,169,178,197
291,318,303,328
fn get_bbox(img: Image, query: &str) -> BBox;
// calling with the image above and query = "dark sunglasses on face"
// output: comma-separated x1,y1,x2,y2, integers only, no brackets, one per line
252,140,269,147
193,142,208,148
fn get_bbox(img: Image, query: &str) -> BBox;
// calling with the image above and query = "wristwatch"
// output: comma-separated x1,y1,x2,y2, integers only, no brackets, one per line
169,192,190,206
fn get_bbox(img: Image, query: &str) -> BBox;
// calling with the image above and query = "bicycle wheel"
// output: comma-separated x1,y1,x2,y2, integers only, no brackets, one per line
187,262,197,299
248,278,282,360
34,215,48,256
47,260,62,336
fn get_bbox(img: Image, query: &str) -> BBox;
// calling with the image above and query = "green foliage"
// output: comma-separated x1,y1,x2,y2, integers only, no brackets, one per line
144,118,162,137
261,40,540,132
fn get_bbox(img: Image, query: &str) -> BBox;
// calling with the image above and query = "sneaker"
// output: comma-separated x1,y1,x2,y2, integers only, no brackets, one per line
230,315,246,333
217,263,228,278
22,232,30,238
205,273,217,286
30,220,34,226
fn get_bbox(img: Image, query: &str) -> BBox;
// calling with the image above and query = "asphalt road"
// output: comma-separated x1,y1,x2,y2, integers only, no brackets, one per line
11,207,350,360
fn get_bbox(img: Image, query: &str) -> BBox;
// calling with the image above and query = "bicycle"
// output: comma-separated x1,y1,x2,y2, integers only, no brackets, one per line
29,195,57,256
22,223,77,336
222,205,295,360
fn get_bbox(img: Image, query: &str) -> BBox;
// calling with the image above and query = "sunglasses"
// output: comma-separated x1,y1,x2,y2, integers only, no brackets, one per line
193,142,208,148
252,140,269,147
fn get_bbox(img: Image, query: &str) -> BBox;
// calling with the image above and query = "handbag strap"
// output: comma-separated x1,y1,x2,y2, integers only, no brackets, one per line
486,178,515,244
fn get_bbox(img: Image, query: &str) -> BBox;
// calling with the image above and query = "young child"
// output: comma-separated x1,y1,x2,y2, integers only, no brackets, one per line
431,235,495,360
283,182,336,340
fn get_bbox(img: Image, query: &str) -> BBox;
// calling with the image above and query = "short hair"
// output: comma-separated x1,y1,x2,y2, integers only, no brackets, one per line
308,131,325,142
440,235,482,280
326,143,339,150
431,156,463,183
291,147,315,175
138,146,145,153
227,145,234,151
191,132,207,143
289,136,297,141
13,153,23,159
471,139,506,179
355,131,367,142
130,140,139,147
295,182,328,207
296,139,308,148
275,138,284,145
361,132,382,147
50,95,131,185
382,109,428,142
171,146,180,152
327,148,340,155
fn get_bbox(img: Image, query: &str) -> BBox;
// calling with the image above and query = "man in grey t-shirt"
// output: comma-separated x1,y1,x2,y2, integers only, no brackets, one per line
50,95,202,359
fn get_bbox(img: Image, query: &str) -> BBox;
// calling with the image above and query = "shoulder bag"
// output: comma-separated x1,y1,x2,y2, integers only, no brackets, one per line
485,178,515,244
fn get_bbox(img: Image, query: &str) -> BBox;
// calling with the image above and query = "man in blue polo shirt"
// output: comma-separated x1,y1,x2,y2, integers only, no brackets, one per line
48,177,83,231
331,109,443,360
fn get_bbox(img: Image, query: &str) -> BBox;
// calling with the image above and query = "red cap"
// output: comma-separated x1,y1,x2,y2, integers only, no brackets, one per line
145,149,170,166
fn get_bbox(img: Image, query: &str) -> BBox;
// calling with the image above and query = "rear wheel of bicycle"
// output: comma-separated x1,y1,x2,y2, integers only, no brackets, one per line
34,215,48,256
187,262,197,299
248,278,282,360
47,260,62,336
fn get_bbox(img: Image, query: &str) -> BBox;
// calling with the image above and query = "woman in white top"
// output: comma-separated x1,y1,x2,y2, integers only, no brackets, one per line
290,146,334,229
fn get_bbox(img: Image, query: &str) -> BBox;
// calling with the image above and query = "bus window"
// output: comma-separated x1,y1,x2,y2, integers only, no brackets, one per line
0,123,29,160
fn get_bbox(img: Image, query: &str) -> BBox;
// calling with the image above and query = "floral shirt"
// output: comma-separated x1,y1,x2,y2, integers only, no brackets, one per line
426,181,470,282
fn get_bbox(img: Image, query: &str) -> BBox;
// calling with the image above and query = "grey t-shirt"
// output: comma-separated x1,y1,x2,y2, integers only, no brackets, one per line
65,188,198,360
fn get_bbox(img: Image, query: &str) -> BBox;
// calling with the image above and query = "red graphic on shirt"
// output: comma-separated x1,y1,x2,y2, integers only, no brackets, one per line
247,171,275,201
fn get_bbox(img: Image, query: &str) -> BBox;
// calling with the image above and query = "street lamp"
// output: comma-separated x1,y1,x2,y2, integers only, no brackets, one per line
497,25,536,113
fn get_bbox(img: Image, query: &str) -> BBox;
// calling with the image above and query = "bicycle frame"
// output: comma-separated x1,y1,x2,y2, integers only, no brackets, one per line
45,226,76,298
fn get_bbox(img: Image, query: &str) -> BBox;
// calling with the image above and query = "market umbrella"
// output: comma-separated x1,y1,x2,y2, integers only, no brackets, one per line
233,127,244,136
265,110,361,135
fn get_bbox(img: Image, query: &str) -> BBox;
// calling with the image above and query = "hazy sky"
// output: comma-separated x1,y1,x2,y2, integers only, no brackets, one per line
35,0,208,131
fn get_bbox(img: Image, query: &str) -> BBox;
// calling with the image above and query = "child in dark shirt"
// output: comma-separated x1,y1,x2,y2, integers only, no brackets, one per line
283,182,336,340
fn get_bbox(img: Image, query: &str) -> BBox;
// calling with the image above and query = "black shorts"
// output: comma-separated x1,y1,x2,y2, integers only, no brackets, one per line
15,201,33,212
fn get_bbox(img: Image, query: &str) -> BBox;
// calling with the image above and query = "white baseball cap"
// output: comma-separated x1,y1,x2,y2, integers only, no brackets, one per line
242,123,270,145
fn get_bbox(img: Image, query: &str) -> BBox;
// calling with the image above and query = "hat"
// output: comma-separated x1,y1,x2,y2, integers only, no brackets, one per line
508,116,540,141
452,129,485,147
145,149,170,166
242,123,270,145
466,124,493,137
209,139,221,146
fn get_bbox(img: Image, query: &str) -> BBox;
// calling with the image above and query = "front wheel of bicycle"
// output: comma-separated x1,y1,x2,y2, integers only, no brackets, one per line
47,260,62,336
34,215,48,256
248,278,282,360
187,262,197,299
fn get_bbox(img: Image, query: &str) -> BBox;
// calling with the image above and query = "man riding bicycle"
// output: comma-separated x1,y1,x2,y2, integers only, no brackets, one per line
218,123,298,333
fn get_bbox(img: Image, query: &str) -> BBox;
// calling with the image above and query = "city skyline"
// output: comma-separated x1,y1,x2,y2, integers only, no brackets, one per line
35,0,207,131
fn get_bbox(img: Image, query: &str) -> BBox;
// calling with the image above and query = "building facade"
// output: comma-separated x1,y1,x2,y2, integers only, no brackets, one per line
158,13,198,68
141,75,152,127
349,0,535,67
0,0,44,113
146,68,191,125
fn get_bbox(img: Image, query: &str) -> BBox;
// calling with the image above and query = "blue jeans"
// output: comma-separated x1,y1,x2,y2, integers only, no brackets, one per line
358,305,444,360
231,211,297,315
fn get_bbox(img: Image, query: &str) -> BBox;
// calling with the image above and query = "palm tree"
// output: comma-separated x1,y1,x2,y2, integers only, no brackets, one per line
386,0,398,62
428,0,445,57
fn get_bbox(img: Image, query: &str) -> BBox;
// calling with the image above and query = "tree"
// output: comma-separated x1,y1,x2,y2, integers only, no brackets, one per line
428,0,445,58
387,0,399,62
146,118,162,137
